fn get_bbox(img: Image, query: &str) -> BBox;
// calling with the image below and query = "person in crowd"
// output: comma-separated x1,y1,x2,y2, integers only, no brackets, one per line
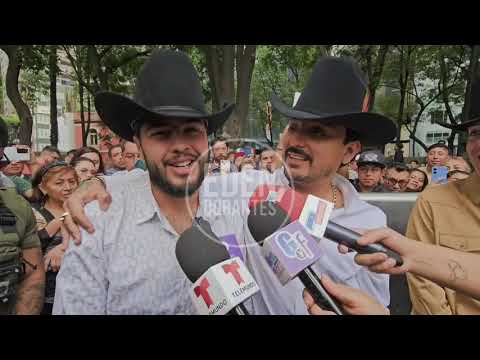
64,150,77,164
56,53,396,314
408,159,421,169
233,150,245,172
30,146,61,179
406,168,429,192
352,150,386,193
258,148,280,174
303,226,480,315
447,169,471,182
238,156,257,172
121,141,140,172
405,77,480,314
31,161,78,315
418,141,450,183
447,156,472,173
71,157,97,183
70,147,104,175
104,144,126,176
0,118,45,315
393,143,404,163
1,149,36,201
207,137,237,176
383,163,410,192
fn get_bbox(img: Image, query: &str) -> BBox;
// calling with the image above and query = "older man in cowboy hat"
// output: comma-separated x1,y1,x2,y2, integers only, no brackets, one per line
404,77,480,315
56,53,397,314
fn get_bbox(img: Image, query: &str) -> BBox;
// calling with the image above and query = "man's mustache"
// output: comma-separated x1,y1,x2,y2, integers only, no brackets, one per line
285,147,313,162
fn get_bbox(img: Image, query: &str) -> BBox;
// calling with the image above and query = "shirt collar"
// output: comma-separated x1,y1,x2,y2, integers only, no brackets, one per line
132,173,163,226
458,172,480,205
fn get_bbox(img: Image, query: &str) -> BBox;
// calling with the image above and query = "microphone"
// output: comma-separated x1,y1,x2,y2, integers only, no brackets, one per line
248,202,343,315
249,187,403,267
175,217,260,315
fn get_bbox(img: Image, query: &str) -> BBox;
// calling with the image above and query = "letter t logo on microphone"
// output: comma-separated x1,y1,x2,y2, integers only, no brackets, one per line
194,278,214,308
222,261,244,285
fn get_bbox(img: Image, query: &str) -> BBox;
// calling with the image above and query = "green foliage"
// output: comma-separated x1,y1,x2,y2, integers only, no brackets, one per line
249,45,328,141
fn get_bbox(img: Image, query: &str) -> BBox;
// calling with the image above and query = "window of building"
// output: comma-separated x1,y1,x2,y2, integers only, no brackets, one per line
89,129,98,146
426,131,451,144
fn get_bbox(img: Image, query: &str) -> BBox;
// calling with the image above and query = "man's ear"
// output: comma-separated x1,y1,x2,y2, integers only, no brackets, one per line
343,140,361,165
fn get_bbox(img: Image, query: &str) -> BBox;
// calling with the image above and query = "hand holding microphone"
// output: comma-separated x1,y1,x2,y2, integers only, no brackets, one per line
249,185,403,267
248,201,343,315
303,275,390,316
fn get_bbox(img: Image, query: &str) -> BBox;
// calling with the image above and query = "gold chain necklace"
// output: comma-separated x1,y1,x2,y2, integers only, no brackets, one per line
331,182,337,208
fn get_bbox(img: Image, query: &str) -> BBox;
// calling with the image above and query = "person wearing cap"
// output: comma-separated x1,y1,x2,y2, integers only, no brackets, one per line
418,140,450,184
404,77,480,315
0,117,45,315
56,54,397,314
352,150,387,193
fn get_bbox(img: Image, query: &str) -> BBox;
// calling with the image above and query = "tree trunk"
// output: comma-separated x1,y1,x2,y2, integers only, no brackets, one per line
86,92,92,144
0,59,4,114
1,45,34,145
79,83,86,146
49,45,58,147
369,45,390,111
234,45,256,138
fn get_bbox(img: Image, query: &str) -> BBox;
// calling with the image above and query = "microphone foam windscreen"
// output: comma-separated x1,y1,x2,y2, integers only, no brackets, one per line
247,202,292,245
176,218,231,283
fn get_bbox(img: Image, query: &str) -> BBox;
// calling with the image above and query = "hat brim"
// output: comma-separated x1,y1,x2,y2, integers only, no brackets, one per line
437,117,480,132
357,161,386,168
95,92,235,142
271,94,397,146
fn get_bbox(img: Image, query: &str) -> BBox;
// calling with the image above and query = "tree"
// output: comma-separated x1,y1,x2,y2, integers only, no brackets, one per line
333,45,391,111
0,45,48,145
198,45,257,138
249,45,332,142
49,45,58,147
62,45,156,145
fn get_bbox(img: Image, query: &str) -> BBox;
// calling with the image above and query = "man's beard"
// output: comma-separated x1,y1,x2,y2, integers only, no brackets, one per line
144,153,207,198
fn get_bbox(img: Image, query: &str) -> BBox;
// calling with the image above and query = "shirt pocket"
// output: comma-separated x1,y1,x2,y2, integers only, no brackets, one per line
439,233,480,253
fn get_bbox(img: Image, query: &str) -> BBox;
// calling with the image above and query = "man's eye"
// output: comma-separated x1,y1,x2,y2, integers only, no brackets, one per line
185,127,201,134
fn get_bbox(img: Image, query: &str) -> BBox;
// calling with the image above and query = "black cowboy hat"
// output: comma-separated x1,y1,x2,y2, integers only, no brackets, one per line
270,57,397,146
438,76,480,132
94,49,235,142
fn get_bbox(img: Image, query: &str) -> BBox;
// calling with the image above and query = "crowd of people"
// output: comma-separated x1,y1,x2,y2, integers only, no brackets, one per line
0,48,478,316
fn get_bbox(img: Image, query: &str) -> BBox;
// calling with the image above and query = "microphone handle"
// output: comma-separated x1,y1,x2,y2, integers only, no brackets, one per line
325,221,404,267
298,267,343,315
227,303,250,316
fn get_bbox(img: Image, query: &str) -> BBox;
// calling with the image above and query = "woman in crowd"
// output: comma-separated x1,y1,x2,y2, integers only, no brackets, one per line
70,146,105,175
447,169,471,182
71,157,97,182
406,168,429,192
31,162,79,315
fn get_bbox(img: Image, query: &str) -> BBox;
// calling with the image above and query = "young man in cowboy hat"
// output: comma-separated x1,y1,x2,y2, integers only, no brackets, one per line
56,54,396,314
403,77,480,315
53,49,297,315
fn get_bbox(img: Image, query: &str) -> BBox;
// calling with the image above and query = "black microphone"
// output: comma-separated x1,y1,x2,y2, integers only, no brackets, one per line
248,202,343,315
175,218,259,316
251,186,403,267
